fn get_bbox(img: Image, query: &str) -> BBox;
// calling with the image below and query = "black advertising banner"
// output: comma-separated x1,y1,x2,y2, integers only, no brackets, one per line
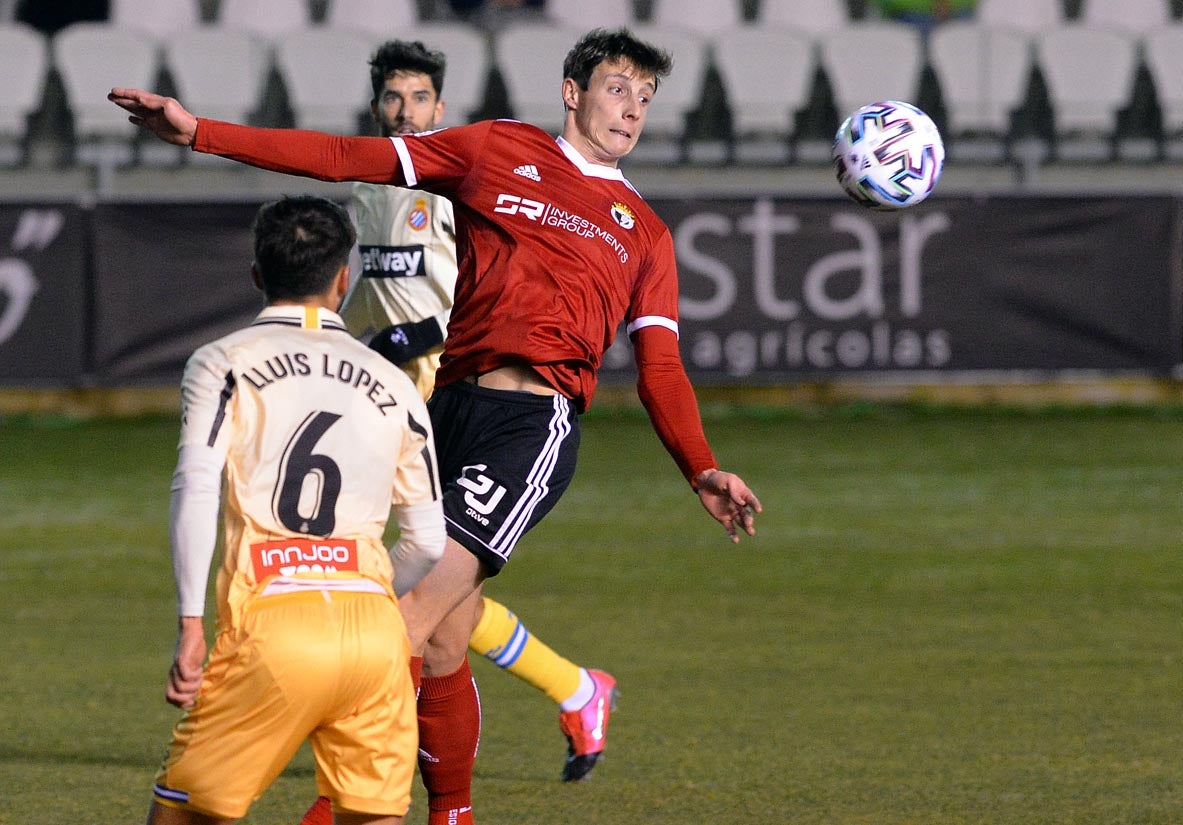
90,202,264,384
5,196,1182,387
0,205,87,384
600,196,1183,383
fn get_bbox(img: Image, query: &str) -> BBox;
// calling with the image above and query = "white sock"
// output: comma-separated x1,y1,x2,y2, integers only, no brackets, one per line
559,668,595,711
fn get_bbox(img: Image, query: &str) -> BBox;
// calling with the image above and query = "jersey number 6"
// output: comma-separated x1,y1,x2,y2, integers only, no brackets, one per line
274,411,343,535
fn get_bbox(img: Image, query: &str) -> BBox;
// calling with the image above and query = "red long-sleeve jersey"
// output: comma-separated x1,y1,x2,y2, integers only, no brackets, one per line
194,118,717,482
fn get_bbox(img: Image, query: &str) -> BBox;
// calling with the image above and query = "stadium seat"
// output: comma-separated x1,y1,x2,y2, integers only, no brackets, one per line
401,23,490,123
0,23,49,166
322,0,419,35
109,0,201,37
1143,25,1183,160
755,0,851,35
495,23,582,135
624,24,711,163
54,22,160,170
647,0,743,34
819,22,924,126
216,0,313,40
1034,25,1139,162
276,28,375,134
928,22,1032,162
1078,0,1172,35
163,28,271,165
546,0,638,29
976,0,1065,33
712,26,815,163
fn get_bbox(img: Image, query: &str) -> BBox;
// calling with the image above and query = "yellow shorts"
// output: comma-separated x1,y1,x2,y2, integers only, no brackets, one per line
153,590,416,819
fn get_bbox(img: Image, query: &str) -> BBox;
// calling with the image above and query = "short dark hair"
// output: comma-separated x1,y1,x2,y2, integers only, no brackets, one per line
369,39,447,103
563,28,673,92
251,196,355,302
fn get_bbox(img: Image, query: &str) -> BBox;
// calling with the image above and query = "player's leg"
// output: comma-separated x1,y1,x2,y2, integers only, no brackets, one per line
146,802,233,824
300,545,483,825
415,577,485,825
468,596,618,781
310,593,417,825
156,593,354,824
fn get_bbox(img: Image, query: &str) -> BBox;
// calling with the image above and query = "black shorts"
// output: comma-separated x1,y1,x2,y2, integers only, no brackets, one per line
427,380,580,574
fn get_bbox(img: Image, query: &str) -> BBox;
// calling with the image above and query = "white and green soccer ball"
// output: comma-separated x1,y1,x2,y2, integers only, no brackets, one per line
832,100,945,210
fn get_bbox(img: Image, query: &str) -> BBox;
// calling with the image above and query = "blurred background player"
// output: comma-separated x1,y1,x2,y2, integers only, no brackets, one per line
339,39,618,786
111,27,762,825
149,195,446,825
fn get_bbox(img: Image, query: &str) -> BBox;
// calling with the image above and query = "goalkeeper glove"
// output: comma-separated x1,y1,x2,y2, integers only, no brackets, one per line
369,317,445,366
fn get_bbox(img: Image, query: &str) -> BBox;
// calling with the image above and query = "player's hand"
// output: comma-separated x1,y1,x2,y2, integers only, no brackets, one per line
694,469,762,543
166,617,207,709
107,88,198,147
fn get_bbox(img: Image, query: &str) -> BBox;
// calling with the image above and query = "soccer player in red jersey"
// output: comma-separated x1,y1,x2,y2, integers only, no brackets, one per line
348,38,622,793
111,28,762,825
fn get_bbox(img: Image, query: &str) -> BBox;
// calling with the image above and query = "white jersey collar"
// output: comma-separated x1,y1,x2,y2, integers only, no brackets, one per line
253,305,349,331
555,136,631,184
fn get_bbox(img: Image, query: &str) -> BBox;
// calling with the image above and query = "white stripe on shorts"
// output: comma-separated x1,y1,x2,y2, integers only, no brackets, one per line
489,394,572,555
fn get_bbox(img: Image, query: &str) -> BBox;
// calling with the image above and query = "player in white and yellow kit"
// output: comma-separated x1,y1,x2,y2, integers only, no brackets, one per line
148,195,446,825
338,40,617,787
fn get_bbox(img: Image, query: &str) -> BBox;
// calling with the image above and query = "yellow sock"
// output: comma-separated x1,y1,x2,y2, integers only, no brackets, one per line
468,596,583,705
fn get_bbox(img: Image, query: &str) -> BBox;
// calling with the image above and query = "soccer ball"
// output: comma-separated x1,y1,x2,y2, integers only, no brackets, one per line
832,101,945,210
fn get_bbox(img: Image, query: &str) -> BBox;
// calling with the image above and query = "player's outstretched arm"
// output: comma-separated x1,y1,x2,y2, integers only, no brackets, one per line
108,88,198,147
166,616,207,709
694,469,762,544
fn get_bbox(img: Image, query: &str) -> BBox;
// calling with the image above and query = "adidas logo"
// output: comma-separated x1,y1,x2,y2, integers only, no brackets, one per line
513,164,541,181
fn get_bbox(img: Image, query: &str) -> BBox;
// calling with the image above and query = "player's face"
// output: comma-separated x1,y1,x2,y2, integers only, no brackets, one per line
372,70,444,137
562,59,654,167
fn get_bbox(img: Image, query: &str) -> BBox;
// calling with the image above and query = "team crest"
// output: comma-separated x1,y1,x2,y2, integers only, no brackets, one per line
610,202,636,230
407,199,429,231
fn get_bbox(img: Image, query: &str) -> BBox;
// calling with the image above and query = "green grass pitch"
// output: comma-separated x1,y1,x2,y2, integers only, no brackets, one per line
1,404,1182,824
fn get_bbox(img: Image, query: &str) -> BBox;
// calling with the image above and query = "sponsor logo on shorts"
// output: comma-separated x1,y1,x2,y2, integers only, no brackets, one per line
250,537,359,580
457,464,507,527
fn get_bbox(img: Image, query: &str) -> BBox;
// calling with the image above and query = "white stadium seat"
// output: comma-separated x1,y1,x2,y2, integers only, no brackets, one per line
1078,0,1171,35
928,22,1032,161
322,0,419,36
1143,25,1183,159
976,0,1065,33
819,22,924,124
216,0,313,40
0,23,48,166
647,0,743,34
163,28,271,166
495,23,582,135
712,25,815,162
109,0,201,37
276,28,375,134
546,0,638,29
54,22,159,169
756,0,851,35
164,28,270,125
1034,25,1139,161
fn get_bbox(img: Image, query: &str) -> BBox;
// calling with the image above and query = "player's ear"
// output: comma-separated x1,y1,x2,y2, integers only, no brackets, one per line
250,262,264,293
433,98,445,127
561,77,579,112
